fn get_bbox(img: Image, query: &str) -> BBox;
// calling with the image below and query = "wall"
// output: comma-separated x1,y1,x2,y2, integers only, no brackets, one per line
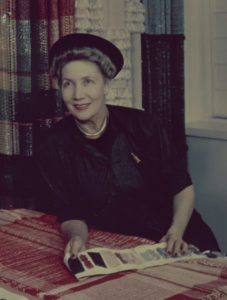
75,0,144,108
186,135,227,253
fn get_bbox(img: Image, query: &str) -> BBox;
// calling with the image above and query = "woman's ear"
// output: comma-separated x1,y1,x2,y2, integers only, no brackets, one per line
104,79,111,95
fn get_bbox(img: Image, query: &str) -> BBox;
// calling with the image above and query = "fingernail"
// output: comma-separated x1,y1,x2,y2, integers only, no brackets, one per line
167,251,171,255
182,251,186,255
174,252,178,257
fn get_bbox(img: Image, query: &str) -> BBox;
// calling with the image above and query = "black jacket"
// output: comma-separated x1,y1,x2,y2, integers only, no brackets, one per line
35,105,219,251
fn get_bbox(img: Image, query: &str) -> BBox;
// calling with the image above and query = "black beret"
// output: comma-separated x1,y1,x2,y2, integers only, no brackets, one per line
49,33,124,77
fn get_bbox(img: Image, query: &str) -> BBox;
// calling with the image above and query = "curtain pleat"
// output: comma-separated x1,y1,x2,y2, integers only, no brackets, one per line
142,34,185,147
0,0,75,208
142,0,185,151
143,0,183,34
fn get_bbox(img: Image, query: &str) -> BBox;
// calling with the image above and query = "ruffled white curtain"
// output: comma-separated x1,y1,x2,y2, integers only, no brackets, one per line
75,0,145,107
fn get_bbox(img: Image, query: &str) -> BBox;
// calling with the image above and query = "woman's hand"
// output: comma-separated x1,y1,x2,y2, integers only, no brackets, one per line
159,228,199,256
60,220,88,259
159,229,188,256
65,235,86,259
160,185,197,256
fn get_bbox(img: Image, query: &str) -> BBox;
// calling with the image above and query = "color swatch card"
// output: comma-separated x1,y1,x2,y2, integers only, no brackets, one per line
64,242,207,279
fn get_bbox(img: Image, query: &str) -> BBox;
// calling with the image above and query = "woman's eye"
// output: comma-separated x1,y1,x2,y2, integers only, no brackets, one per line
62,81,71,88
84,78,93,85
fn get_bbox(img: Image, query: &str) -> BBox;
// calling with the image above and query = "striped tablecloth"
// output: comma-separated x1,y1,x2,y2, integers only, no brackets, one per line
0,209,227,300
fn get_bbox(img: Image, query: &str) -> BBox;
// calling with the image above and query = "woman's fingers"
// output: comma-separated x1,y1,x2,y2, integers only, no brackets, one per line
180,241,188,254
159,235,167,243
65,235,85,259
166,236,176,255
172,239,189,256
160,234,189,256
188,243,200,252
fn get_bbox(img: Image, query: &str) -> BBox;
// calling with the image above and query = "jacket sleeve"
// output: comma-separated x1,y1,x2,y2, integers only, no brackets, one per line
114,107,192,199
116,108,192,200
153,116,192,197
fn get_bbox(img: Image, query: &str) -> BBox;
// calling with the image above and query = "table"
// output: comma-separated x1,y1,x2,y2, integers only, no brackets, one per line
0,209,227,300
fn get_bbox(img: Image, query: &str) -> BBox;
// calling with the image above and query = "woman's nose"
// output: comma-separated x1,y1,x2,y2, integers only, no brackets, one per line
73,84,84,99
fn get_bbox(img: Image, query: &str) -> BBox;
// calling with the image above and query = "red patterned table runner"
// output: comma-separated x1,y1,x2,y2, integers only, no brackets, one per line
0,209,226,299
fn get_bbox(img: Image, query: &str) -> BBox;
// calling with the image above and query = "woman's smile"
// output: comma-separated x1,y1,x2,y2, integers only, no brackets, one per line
73,103,91,111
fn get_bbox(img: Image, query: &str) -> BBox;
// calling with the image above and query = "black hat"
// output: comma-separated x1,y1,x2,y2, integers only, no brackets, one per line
49,33,124,78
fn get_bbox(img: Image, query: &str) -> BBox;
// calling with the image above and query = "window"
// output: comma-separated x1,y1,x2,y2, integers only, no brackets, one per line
184,0,227,140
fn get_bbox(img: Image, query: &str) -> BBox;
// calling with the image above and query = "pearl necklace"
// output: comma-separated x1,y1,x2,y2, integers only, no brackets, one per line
77,114,108,138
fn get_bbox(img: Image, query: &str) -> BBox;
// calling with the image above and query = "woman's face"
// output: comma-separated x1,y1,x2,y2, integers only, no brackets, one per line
61,60,108,124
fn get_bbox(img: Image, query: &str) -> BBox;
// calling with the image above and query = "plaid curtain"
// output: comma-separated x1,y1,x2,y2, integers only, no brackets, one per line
0,0,75,208
141,0,185,150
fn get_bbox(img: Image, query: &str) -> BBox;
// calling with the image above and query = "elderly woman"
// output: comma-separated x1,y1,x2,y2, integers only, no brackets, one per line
35,33,220,259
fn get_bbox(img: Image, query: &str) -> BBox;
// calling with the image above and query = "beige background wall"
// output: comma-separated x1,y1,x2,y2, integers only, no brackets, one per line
187,136,227,253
